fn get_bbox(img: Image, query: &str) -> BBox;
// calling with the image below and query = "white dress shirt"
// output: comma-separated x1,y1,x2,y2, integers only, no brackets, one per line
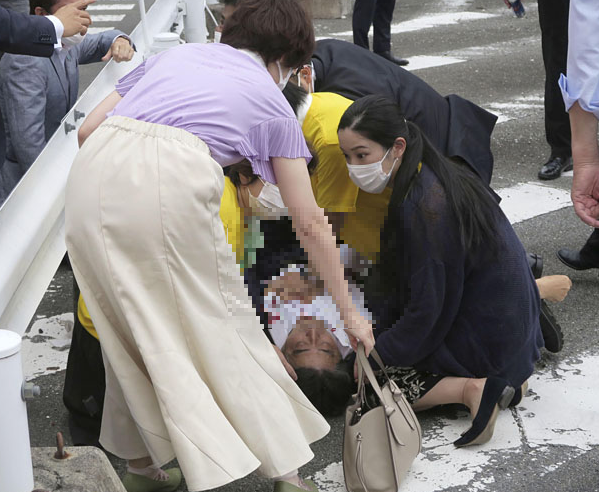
559,0,599,119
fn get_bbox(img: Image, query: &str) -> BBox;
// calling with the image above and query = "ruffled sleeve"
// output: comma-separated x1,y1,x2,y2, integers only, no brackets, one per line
114,60,147,97
236,117,313,184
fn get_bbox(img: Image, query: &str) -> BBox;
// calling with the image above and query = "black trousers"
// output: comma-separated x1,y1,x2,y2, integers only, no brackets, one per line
538,0,571,159
352,0,396,53
63,279,105,446
580,229,599,263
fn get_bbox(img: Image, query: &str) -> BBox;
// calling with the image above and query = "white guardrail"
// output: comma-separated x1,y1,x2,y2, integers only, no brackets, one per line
0,0,212,337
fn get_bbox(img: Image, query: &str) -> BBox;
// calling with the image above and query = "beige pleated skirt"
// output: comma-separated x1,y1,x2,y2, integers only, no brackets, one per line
64,116,330,491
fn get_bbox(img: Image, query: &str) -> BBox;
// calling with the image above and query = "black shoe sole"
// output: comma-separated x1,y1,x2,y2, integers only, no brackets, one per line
539,300,564,353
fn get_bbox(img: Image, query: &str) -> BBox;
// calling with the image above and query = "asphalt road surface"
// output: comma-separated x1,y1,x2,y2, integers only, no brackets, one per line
21,0,599,491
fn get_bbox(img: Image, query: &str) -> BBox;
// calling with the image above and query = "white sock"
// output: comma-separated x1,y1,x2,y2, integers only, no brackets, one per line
127,464,169,481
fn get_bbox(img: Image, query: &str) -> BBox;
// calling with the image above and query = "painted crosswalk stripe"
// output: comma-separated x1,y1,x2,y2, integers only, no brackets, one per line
87,3,135,10
487,94,545,124
87,26,116,34
310,355,599,492
91,14,126,22
321,11,497,39
498,182,572,224
403,55,466,72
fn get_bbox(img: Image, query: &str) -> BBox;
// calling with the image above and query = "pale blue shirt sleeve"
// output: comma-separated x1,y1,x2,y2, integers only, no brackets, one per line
559,0,599,120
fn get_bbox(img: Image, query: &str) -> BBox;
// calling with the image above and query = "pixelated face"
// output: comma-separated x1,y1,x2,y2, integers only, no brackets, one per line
283,317,342,371
338,129,395,174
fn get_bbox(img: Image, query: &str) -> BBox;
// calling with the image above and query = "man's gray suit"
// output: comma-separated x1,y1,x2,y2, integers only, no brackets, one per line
0,30,126,203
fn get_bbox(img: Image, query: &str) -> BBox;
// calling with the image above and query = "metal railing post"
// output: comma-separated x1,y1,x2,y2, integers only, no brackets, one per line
183,0,207,43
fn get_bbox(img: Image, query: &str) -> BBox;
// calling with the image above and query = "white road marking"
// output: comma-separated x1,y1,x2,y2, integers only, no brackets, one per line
498,182,572,224
487,94,545,124
311,354,599,491
403,55,466,72
319,11,497,39
91,14,126,22
87,27,116,34
22,314,73,379
88,3,135,9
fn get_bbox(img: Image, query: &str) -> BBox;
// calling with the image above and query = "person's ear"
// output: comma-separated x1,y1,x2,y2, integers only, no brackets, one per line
392,137,407,161
300,66,313,92
34,6,47,16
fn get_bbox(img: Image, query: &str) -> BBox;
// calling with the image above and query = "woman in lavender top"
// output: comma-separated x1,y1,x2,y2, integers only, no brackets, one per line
64,1,374,491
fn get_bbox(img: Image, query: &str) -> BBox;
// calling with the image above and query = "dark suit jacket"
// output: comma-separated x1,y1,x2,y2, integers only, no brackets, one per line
312,39,498,186
0,7,56,57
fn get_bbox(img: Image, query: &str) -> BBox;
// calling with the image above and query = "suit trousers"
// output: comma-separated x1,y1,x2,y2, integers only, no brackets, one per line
65,116,329,491
352,0,396,53
538,0,571,159
580,229,599,263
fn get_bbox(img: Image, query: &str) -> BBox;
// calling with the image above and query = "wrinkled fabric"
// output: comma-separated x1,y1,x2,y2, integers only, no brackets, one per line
65,116,329,492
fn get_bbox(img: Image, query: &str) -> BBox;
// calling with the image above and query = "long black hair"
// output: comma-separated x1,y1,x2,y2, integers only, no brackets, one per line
338,95,500,290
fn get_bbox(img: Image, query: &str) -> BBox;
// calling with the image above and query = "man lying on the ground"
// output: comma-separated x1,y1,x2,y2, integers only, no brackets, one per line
256,251,572,419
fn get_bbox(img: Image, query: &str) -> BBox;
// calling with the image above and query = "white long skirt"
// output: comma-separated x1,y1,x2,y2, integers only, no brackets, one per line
64,116,330,491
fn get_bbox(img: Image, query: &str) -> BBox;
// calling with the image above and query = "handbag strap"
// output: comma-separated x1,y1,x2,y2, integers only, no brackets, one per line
356,344,387,406
355,433,370,492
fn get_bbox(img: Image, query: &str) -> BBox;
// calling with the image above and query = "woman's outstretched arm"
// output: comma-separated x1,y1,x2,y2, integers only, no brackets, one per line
273,156,375,354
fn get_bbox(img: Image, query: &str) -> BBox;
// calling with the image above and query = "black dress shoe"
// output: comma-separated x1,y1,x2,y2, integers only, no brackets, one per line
527,253,543,279
539,300,564,353
454,377,515,447
375,51,409,66
538,156,573,180
557,248,599,270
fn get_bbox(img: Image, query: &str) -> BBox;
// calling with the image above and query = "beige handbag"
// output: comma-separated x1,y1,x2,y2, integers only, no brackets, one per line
343,345,422,492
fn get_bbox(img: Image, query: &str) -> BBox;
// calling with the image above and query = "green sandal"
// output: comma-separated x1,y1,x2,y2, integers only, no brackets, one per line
274,478,318,492
122,467,182,492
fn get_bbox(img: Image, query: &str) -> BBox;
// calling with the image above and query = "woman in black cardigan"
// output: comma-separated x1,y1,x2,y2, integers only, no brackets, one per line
337,95,544,447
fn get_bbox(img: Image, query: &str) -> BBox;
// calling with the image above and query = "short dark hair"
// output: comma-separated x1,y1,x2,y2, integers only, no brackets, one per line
30,0,56,15
225,160,259,187
221,0,238,5
221,0,315,68
295,360,354,417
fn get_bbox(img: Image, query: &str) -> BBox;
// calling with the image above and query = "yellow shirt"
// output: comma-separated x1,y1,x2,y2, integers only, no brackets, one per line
303,92,392,260
79,176,245,340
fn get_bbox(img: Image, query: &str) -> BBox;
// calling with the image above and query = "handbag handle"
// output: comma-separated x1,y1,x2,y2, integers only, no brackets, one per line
355,344,417,436
355,344,388,407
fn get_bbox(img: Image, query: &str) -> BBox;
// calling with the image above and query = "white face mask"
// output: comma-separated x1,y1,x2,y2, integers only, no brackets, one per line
248,178,288,220
62,32,86,49
276,60,294,90
213,30,222,43
346,148,397,194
